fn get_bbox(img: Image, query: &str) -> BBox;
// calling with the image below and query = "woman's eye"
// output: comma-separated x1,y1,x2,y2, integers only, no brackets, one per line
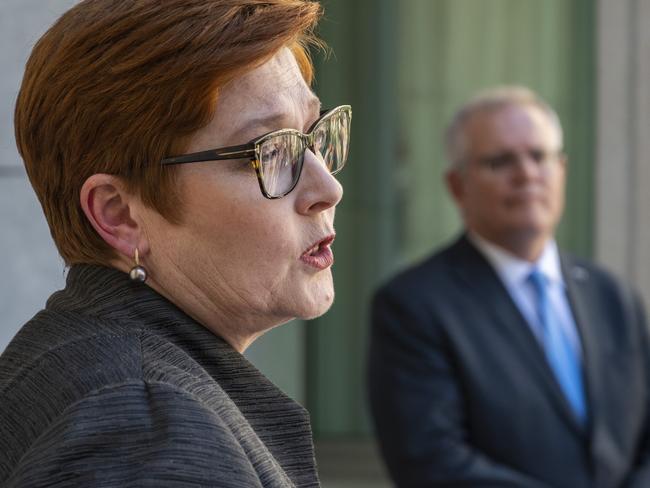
262,147,279,161
312,129,326,152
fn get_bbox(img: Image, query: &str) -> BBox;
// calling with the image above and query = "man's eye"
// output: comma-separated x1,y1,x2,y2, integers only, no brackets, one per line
529,149,547,164
485,154,515,170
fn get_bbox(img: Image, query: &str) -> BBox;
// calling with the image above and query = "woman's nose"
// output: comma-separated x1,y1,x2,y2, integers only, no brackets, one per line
294,149,343,215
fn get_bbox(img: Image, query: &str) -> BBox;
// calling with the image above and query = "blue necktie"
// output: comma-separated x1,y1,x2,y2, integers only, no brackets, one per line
528,269,587,424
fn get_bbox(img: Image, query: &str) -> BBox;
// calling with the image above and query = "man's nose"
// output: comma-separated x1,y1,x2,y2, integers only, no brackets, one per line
511,152,542,181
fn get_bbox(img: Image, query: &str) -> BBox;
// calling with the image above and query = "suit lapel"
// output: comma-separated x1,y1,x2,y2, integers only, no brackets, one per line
561,257,602,440
450,236,586,436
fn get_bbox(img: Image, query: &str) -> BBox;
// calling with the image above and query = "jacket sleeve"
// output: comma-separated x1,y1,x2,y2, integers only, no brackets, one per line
4,380,264,488
367,282,552,488
624,293,650,488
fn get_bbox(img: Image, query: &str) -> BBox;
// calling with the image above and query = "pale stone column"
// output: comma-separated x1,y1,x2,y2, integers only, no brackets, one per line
596,0,650,308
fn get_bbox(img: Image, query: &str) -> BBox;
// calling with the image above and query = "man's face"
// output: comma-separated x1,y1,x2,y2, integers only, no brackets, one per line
447,103,567,251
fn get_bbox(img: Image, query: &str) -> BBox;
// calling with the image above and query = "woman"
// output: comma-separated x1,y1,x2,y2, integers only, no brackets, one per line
0,0,350,486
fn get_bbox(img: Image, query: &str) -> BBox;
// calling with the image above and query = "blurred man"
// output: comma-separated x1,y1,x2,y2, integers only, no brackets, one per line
368,86,650,488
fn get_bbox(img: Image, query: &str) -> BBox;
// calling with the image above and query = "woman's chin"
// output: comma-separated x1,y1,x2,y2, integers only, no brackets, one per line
297,290,335,320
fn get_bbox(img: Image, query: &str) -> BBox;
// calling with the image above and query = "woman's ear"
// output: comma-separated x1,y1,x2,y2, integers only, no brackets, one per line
80,174,149,260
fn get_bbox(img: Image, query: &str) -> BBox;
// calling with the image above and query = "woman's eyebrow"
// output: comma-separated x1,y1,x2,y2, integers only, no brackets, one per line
229,112,289,142
230,94,322,143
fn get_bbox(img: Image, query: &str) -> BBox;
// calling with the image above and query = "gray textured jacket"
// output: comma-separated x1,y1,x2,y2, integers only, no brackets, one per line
0,265,320,487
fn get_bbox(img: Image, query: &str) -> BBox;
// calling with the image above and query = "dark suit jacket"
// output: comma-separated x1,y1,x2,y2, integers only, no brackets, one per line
0,265,319,487
368,235,650,488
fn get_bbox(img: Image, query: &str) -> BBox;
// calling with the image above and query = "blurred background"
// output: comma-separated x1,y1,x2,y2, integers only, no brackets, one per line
1,1,649,486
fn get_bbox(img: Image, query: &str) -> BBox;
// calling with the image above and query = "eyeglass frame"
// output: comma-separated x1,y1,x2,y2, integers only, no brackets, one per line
161,105,352,199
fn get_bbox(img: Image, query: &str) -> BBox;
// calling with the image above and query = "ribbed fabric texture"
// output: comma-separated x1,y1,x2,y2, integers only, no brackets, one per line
0,265,320,487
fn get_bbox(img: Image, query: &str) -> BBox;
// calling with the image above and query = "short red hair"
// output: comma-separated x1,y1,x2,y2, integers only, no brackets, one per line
15,0,322,265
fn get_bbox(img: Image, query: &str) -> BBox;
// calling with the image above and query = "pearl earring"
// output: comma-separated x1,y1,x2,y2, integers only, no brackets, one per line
129,248,148,283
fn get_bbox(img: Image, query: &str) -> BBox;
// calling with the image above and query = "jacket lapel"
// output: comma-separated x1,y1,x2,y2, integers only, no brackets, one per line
450,236,586,436
561,258,605,442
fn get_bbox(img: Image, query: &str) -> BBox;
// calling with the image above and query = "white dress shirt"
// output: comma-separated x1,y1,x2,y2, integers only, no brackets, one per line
468,232,583,359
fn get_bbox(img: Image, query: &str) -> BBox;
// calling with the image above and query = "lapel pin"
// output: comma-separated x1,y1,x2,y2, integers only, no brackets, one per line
572,266,589,281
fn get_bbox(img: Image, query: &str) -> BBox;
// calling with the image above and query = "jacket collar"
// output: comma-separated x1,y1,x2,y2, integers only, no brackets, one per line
51,264,319,485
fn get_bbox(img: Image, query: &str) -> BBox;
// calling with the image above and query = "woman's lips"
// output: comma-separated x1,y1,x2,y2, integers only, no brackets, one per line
300,235,335,270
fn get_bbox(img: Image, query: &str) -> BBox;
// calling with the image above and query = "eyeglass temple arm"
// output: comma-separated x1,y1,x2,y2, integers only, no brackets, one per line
161,143,256,165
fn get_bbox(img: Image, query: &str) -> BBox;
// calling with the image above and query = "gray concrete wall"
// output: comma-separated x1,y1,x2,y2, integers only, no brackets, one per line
1,1,78,352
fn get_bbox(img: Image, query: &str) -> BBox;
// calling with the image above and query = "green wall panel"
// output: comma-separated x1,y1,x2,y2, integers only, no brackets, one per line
245,320,306,404
399,0,595,263
306,0,595,436
307,0,400,436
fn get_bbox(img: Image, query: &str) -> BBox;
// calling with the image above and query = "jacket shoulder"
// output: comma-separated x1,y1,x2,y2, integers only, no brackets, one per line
563,253,640,297
0,309,144,389
375,238,465,300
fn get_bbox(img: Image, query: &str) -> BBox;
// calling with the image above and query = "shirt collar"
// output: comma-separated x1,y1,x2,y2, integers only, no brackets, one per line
468,231,564,288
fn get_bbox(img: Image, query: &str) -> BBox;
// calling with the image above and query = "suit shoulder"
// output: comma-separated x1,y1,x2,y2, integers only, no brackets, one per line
375,241,460,299
563,254,648,323
563,253,636,294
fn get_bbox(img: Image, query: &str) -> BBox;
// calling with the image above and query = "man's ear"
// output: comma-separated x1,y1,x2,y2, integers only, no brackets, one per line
80,174,149,260
445,168,465,206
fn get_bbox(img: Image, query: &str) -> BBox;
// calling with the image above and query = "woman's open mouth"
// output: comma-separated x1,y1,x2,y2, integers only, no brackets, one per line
300,235,335,270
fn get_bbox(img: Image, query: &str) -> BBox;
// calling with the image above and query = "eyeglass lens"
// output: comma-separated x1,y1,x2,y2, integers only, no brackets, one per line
258,108,350,197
